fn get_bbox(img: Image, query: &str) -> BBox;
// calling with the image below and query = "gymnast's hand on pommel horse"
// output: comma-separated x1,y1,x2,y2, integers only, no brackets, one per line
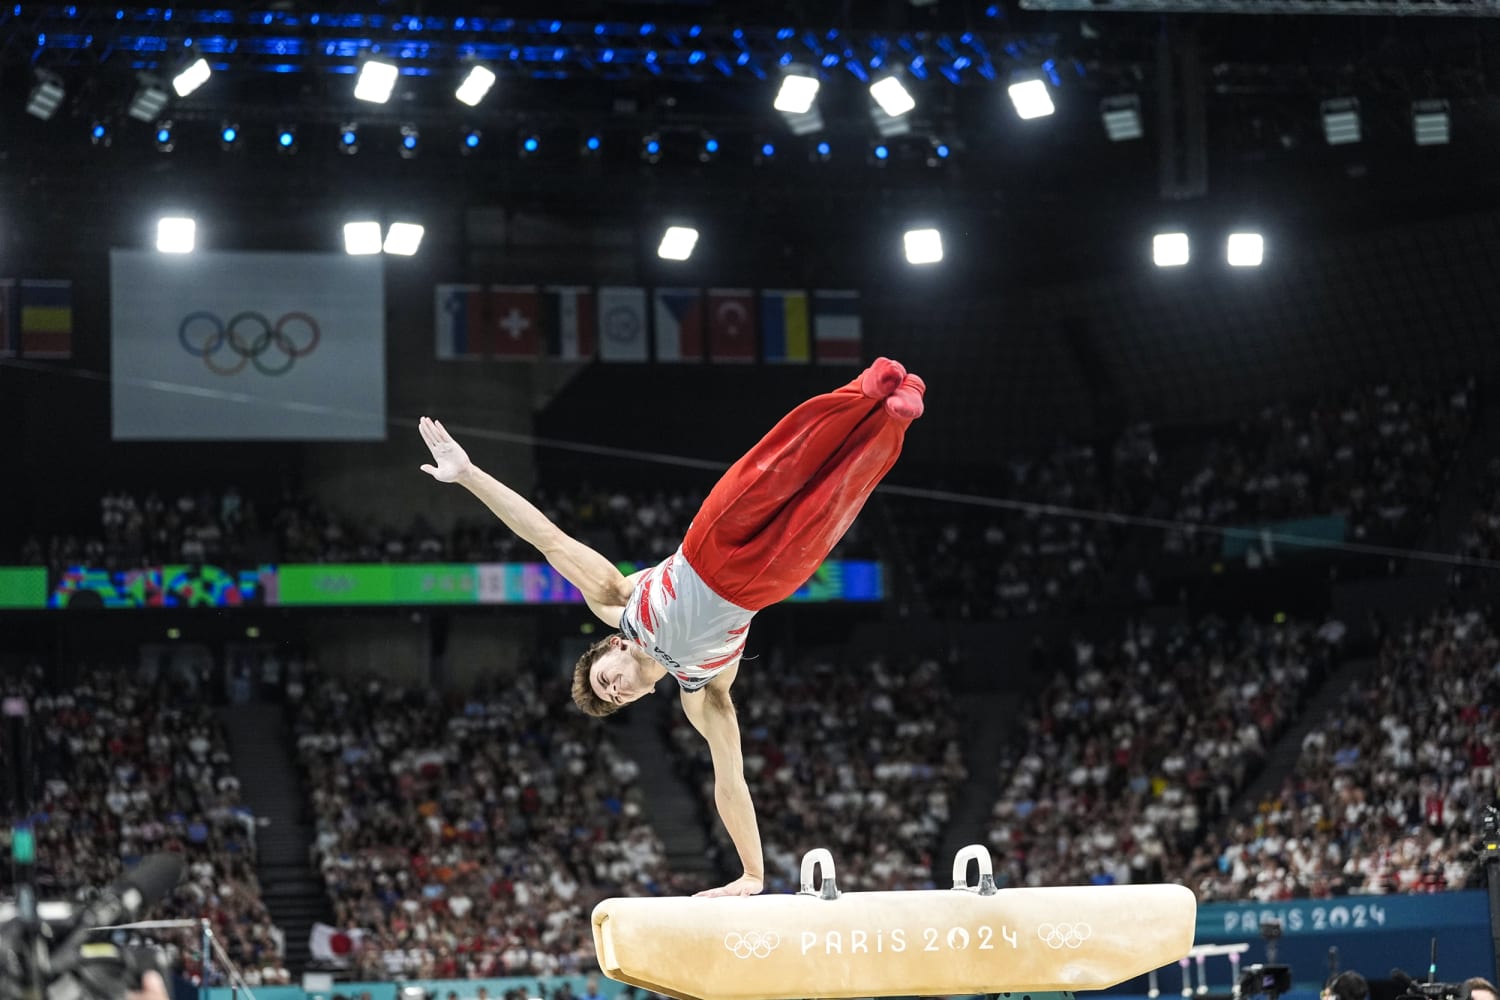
418,359,926,898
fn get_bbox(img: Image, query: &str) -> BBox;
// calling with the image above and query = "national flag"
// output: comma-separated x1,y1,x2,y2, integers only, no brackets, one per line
653,288,704,363
19,280,72,358
309,923,367,964
434,284,487,360
0,281,14,358
760,289,810,364
489,285,540,359
707,288,755,364
598,286,649,362
813,290,863,365
540,286,596,360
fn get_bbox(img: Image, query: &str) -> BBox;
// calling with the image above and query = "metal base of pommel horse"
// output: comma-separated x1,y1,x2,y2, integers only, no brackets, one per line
1147,943,1252,1000
591,845,1199,1000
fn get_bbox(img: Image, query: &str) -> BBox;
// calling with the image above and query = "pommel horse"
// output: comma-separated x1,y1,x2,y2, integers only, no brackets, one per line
592,845,1198,1000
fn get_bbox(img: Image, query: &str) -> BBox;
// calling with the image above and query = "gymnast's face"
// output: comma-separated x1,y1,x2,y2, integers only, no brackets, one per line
590,639,656,708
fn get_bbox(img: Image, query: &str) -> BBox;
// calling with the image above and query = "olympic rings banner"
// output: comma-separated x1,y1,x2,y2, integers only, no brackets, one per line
110,250,385,440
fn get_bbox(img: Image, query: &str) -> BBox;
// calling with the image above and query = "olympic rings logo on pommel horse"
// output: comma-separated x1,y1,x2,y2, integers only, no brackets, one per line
723,930,781,959
1037,922,1091,950
178,310,321,376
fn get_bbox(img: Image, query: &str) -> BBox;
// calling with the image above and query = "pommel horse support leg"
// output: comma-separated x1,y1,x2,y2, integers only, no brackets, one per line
592,845,1198,1000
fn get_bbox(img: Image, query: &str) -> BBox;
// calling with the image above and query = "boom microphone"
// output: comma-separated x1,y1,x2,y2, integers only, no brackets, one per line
48,854,184,971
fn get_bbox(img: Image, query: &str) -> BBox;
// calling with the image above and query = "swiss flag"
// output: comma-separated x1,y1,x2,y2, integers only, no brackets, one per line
707,288,756,364
489,285,540,359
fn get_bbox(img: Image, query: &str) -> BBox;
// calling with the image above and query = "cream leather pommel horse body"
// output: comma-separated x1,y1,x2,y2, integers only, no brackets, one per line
592,845,1198,1000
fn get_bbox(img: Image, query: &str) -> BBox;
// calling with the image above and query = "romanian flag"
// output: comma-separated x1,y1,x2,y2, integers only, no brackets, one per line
760,289,810,364
19,280,71,358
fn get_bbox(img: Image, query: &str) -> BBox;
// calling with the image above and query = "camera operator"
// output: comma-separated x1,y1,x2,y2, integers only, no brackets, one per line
1461,979,1497,1000
1325,972,1371,1000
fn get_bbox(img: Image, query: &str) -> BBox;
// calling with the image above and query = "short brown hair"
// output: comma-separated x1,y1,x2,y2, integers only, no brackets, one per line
1463,980,1498,1000
571,635,622,718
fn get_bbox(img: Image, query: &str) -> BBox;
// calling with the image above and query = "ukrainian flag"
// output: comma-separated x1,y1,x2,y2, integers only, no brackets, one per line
759,288,810,363
20,279,72,358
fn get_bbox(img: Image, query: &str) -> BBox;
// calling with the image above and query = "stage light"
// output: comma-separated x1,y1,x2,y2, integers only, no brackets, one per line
155,120,174,152
157,216,196,254
339,122,359,155
383,222,424,256
343,221,382,255
759,141,776,160
127,77,170,122
518,132,540,157
171,57,211,97
870,75,915,117
1008,76,1055,120
219,121,240,150
461,129,481,154
904,228,943,265
26,71,64,121
354,59,398,104
399,124,419,159
774,71,820,114
699,133,720,162
926,139,951,167
455,64,496,106
1321,97,1360,145
870,143,890,166
1101,94,1143,141
658,226,699,261
277,125,298,154
812,140,832,162
1227,232,1264,267
641,133,662,163
1153,232,1190,267
90,120,111,147
1413,99,1450,146
582,133,602,156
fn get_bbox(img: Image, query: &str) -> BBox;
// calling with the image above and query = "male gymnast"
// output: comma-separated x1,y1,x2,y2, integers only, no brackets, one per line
417,357,924,896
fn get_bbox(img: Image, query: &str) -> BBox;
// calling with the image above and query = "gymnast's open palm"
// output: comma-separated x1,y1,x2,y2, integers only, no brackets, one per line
418,416,473,483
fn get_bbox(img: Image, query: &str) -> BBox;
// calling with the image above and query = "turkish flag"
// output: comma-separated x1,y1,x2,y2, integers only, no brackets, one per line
488,285,540,359
707,288,756,364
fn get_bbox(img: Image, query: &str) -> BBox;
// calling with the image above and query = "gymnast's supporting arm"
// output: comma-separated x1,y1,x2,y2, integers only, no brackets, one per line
417,416,632,624
681,663,765,897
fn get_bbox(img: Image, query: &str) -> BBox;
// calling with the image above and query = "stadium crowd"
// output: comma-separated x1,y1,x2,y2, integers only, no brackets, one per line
295,672,690,980
0,665,286,985
668,652,967,893
987,616,1341,888
1191,606,1495,900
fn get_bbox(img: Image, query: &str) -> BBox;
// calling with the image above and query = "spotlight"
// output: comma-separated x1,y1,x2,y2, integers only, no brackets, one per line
90,120,111,147
383,222,424,257
698,132,720,163
757,141,776,163
461,129,482,154
1009,76,1055,120
581,133,603,157
219,121,240,150
1153,232,1190,267
904,228,943,265
127,76,170,122
641,133,662,163
1321,97,1360,145
925,139,951,167
869,142,890,166
339,122,359,155
26,71,64,121
657,226,699,261
157,216,196,254
455,63,496,107
518,132,540,157
812,140,832,162
354,59,398,104
171,57,211,97
1227,232,1264,267
155,120,174,153
276,125,298,154
399,124,419,159
1413,99,1450,146
870,75,915,117
343,221,382,256
774,70,820,114
1101,94,1143,141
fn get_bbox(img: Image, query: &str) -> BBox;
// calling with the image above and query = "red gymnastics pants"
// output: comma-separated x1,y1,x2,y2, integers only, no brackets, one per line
681,360,921,611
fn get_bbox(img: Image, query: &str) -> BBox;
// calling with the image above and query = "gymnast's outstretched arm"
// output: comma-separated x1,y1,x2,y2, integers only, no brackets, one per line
680,663,765,897
418,417,631,624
